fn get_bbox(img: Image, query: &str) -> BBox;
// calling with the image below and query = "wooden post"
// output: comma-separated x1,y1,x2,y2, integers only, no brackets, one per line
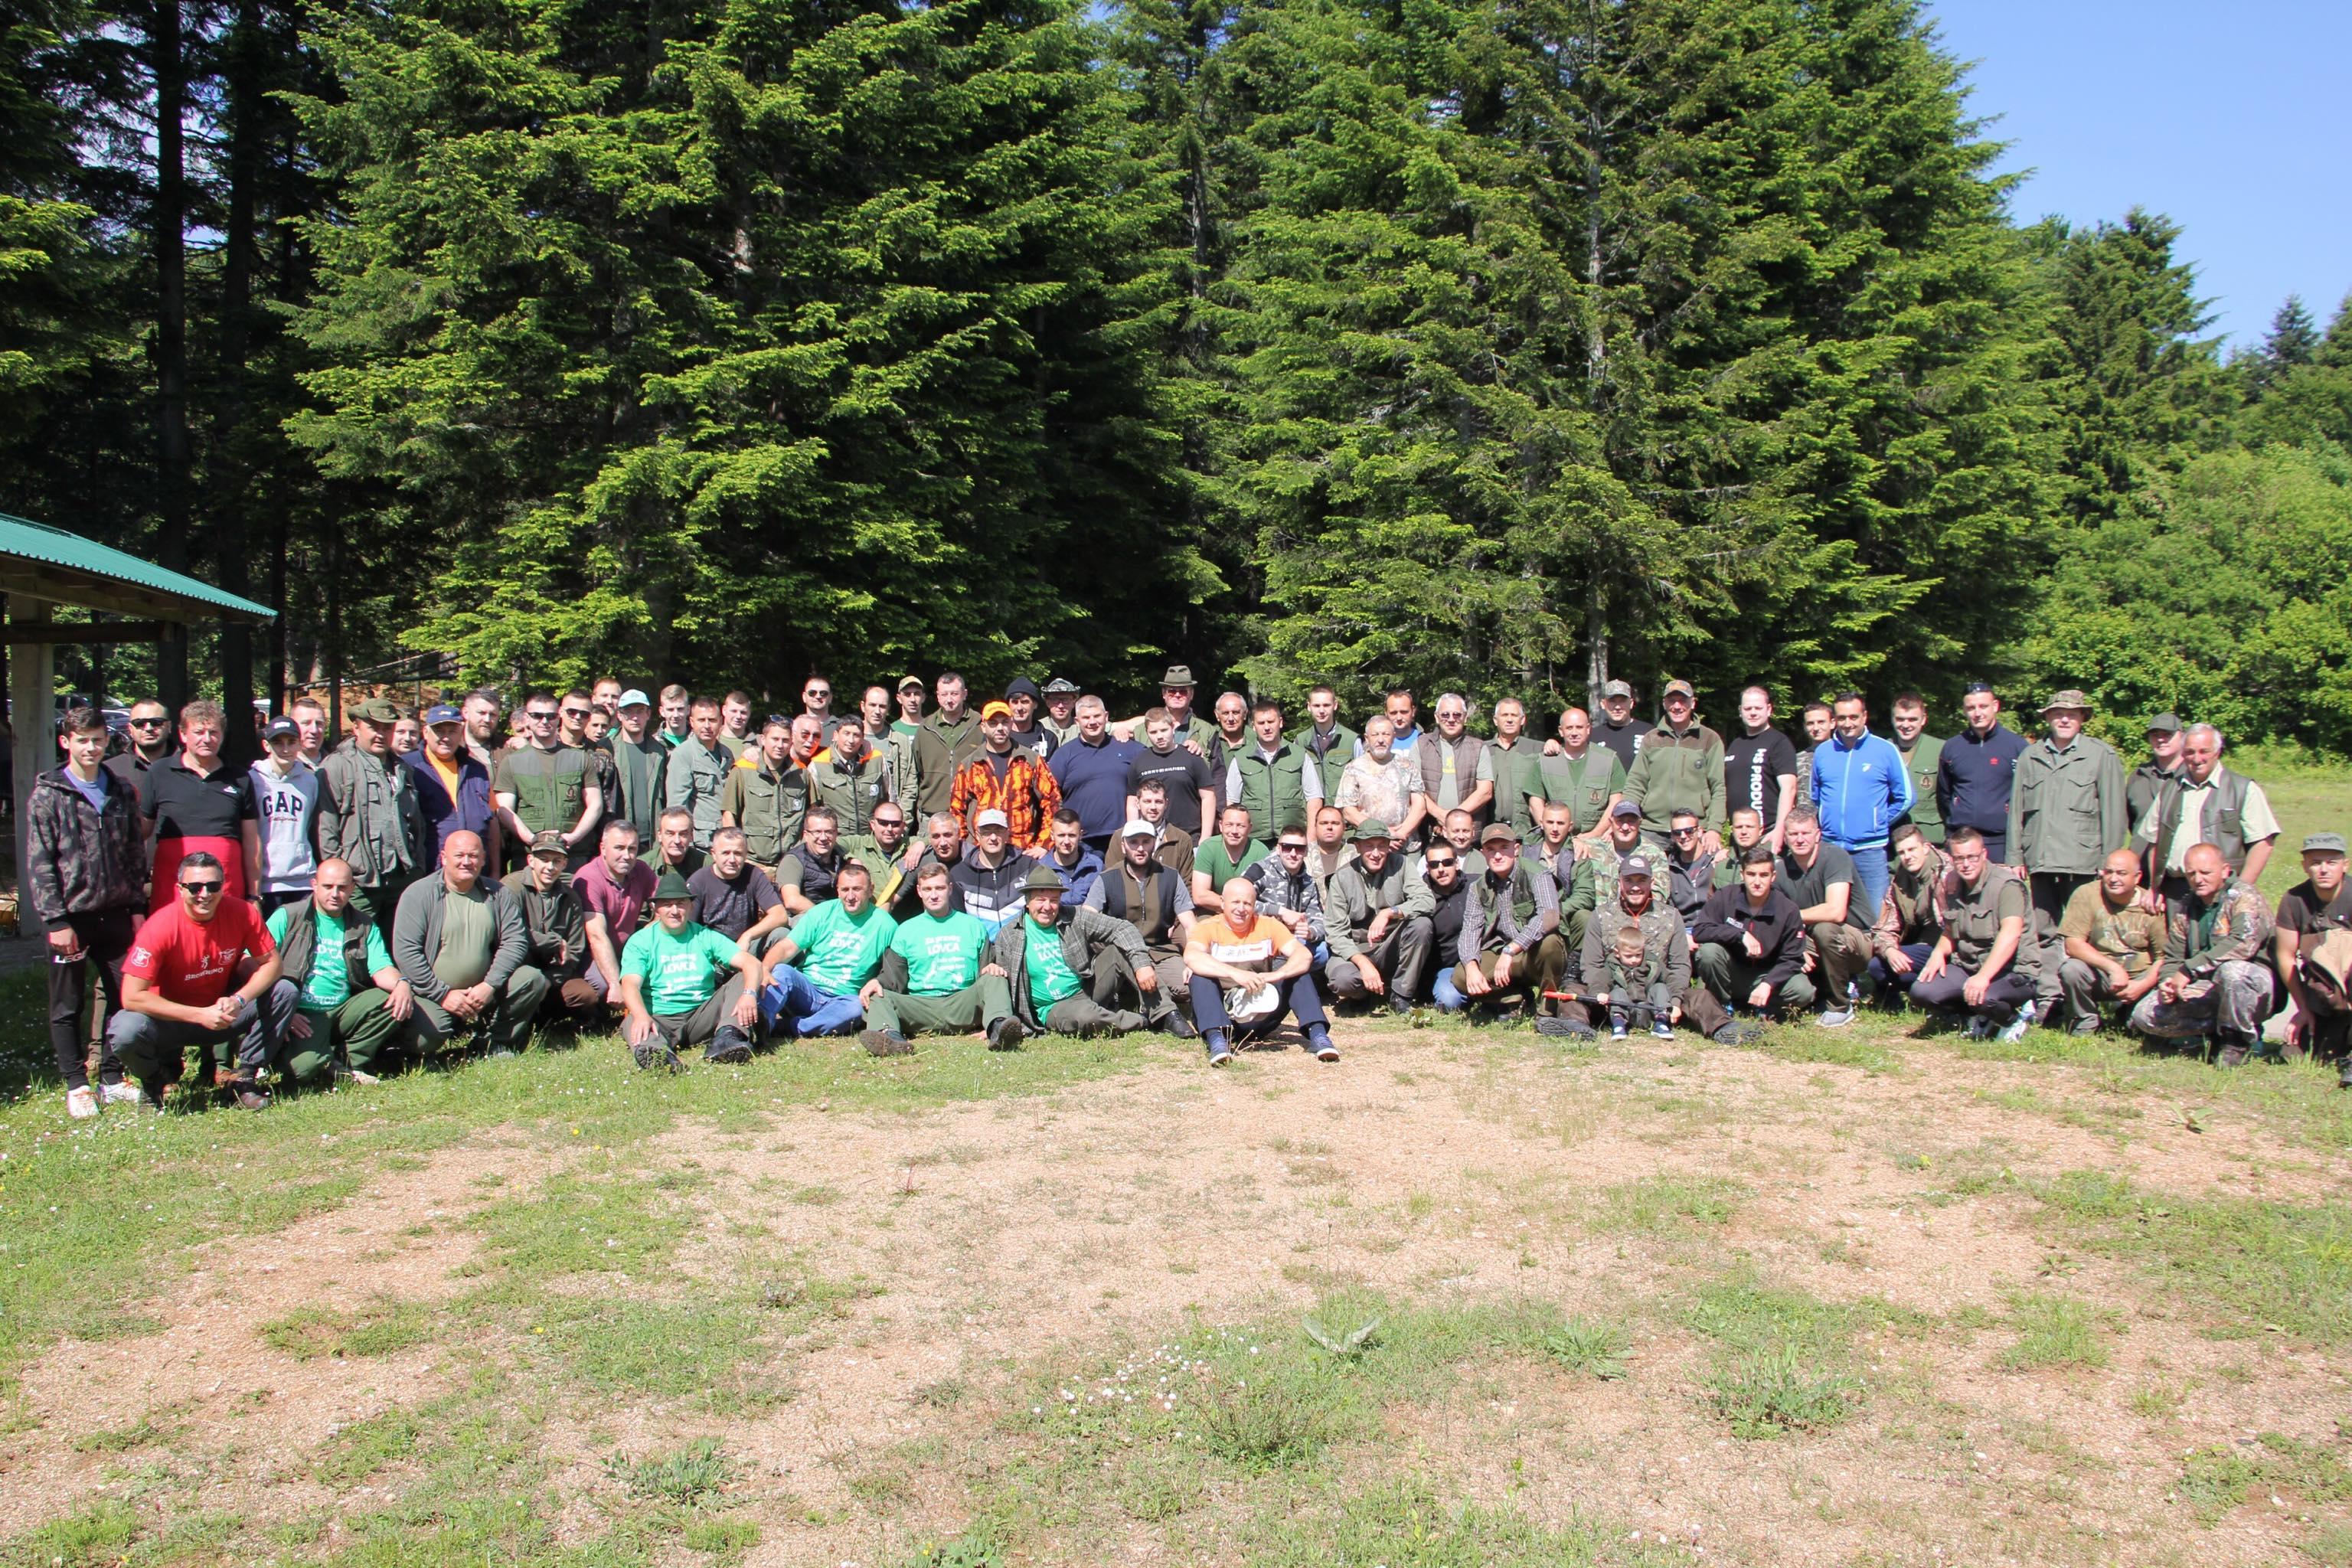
9,596,55,939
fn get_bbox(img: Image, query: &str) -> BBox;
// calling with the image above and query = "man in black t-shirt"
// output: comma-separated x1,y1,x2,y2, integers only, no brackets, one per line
1778,806,1870,1027
1127,708,1215,838
1722,685,1799,852
1591,680,1652,773
2275,831,2352,1071
689,826,791,953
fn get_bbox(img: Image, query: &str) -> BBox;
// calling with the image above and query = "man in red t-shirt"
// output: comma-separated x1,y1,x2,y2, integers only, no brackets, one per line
109,851,292,1109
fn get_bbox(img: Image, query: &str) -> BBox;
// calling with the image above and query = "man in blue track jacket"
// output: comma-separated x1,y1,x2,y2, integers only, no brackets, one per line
1808,692,1912,928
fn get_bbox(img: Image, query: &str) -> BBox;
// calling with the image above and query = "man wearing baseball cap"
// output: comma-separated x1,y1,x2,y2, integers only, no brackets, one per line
318,696,431,936
2274,831,2352,1076
405,703,499,865
2007,688,2129,1022
1624,679,1724,843
947,807,1037,929
606,689,670,846
949,700,1062,850
2127,712,2186,826
1590,679,1652,773
250,715,321,916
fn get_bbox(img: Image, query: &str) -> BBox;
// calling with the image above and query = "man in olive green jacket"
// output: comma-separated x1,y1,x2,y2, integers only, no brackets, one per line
2006,690,2131,1015
1625,681,1725,844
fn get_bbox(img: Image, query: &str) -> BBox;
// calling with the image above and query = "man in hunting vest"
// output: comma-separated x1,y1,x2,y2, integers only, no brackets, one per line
2132,723,2281,903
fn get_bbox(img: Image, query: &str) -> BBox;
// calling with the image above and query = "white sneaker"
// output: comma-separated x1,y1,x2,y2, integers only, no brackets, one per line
67,1085,100,1119
98,1080,142,1106
1998,1001,2037,1044
1817,1004,1856,1029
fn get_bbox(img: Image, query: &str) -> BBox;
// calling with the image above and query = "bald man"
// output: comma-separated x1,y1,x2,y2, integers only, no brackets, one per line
2128,843,2280,1067
391,830,548,1057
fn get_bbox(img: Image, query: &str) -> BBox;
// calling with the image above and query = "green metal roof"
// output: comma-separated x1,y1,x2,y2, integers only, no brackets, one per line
0,511,274,622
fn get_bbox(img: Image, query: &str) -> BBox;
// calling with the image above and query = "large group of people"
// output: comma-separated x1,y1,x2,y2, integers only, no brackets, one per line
26,665,2350,1118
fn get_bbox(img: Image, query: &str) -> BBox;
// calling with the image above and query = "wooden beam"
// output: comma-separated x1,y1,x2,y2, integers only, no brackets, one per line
0,561,272,625
4,620,165,645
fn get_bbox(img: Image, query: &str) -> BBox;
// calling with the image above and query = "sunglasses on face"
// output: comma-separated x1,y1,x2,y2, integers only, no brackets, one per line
561,707,590,720
527,710,558,722
1671,825,1699,838
180,880,224,895
130,717,166,728
1276,842,1307,853
1426,856,1457,868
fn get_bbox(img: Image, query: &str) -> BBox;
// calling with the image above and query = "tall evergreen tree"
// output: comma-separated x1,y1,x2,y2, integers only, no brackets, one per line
292,0,1194,697
1222,0,2056,711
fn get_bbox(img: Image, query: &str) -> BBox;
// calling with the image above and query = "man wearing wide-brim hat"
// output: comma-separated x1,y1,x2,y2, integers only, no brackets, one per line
618,867,765,1070
986,864,1173,1046
2006,688,2131,1022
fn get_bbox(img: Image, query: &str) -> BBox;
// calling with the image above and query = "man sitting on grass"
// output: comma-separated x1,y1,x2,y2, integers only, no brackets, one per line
1185,876,1337,1067
761,861,897,1038
1910,827,2037,1042
859,864,1013,1057
619,868,765,1071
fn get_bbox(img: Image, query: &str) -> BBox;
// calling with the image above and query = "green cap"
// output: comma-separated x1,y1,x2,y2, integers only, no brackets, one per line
1349,818,1394,843
652,867,694,902
2302,831,2348,856
1020,864,1066,895
350,696,403,726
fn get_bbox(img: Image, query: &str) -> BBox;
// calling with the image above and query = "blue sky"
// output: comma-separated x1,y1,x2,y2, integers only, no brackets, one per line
1926,0,2351,350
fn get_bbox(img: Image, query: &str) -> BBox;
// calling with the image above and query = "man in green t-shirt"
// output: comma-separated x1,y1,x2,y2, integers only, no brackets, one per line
858,864,1014,1056
619,868,765,1071
264,858,415,1086
1190,803,1269,916
987,865,1161,1047
759,861,897,1037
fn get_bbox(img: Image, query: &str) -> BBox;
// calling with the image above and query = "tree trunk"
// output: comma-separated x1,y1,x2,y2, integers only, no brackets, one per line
152,0,191,711
214,0,262,760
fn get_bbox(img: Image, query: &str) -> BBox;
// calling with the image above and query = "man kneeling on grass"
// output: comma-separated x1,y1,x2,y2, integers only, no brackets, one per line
858,863,1013,1057
621,868,766,1070
1185,877,1337,1067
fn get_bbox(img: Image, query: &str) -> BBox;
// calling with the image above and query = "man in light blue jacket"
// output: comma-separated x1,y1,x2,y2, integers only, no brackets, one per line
1808,692,1912,928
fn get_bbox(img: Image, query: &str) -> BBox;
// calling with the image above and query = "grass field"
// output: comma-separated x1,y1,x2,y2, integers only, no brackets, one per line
0,756,2343,1567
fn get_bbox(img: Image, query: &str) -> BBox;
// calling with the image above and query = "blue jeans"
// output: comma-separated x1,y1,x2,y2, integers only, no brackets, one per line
1188,972,1328,1042
1431,962,1468,1012
1838,842,1889,928
760,964,864,1037
1867,942,1935,997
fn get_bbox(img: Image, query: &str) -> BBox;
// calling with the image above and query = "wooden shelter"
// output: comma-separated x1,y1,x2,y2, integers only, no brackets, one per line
1,511,275,934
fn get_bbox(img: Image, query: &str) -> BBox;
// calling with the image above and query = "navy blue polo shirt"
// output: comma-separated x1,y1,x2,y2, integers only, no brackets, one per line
1936,723,2026,832
1047,732,1143,839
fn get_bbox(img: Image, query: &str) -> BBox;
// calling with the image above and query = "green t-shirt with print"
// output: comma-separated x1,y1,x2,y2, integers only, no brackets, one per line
622,920,737,1014
888,910,991,996
786,900,897,994
1022,916,1082,1005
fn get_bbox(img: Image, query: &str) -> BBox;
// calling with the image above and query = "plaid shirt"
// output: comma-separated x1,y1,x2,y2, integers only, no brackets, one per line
949,750,1063,851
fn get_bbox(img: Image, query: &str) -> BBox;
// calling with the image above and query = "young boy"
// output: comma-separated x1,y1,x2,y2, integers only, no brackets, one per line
1606,923,1673,1040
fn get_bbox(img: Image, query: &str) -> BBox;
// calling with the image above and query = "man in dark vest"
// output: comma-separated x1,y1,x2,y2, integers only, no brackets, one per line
2132,723,2280,903
1419,693,1492,828
1083,818,1198,1032
263,858,415,1086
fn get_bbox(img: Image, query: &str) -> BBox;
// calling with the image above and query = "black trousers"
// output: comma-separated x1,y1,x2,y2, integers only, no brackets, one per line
48,908,139,1090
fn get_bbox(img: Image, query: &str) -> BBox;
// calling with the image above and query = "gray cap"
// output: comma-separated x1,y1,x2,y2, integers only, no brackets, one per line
1618,853,1655,880
2303,831,2348,856
1608,799,1642,819
2145,712,2182,735
1043,677,1080,694
1600,679,1633,700
974,808,1010,830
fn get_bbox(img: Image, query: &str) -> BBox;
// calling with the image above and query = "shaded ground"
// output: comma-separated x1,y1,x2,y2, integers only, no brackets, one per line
2,1009,2348,1568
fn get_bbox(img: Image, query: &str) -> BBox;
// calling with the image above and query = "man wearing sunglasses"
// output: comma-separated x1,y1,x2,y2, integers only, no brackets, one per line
495,691,603,869
104,698,174,812
109,851,292,1110
1419,841,1473,1011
